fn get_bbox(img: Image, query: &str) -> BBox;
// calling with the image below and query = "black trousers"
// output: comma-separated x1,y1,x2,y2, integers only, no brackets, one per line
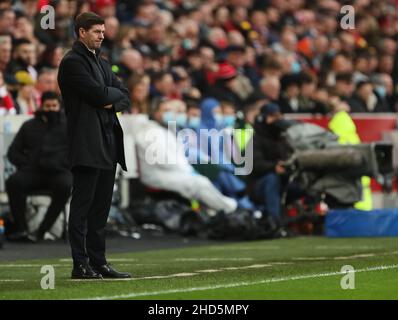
5,170,73,233
69,165,116,267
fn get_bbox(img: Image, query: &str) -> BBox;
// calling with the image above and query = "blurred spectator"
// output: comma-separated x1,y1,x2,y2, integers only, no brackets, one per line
150,70,175,99
34,68,59,104
378,73,397,112
335,72,355,102
349,80,390,113
14,70,38,114
131,98,238,214
0,34,11,75
206,62,243,108
250,103,294,227
221,100,237,129
224,45,254,101
255,76,281,104
127,73,150,114
0,0,392,112
297,72,317,113
278,73,300,113
5,91,72,242
0,70,15,115
186,98,201,130
101,16,119,63
117,48,144,81
36,44,63,70
7,38,37,80
95,0,117,19
0,8,15,34
14,13,39,48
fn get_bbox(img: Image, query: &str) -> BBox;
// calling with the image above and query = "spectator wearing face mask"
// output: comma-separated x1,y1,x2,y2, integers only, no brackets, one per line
221,100,237,129
250,103,295,228
349,80,390,113
198,98,255,210
5,91,72,242
131,98,238,215
185,99,201,131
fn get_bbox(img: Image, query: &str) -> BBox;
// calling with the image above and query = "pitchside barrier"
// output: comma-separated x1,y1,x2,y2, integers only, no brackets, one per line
326,209,398,237
1,113,398,209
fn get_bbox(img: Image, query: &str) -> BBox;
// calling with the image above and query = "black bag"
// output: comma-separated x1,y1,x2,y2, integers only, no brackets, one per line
130,197,205,235
206,209,277,240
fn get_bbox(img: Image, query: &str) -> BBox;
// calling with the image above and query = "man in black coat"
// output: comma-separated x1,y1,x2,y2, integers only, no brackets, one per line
57,12,131,280
6,91,73,242
250,103,294,227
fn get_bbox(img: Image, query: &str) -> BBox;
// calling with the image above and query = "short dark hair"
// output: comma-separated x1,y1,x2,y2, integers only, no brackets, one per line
335,72,353,83
13,37,31,48
74,12,104,38
41,91,60,104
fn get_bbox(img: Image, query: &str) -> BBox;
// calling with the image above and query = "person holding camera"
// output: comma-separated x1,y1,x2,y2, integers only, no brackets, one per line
5,91,72,242
250,103,294,228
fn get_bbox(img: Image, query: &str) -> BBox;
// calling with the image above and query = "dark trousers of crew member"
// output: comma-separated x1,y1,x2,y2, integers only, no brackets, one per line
68,163,117,267
5,170,73,233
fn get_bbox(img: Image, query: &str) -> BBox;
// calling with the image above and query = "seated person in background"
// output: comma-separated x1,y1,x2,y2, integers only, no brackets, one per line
5,91,73,242
130,98,238,215
233,101,262,155
327,92,372,211
250,103,294,227
14,70,39,115
278,73,300,114
348,80,390,113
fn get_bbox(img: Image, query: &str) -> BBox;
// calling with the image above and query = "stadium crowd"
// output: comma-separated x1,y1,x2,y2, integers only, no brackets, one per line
0,0,397,241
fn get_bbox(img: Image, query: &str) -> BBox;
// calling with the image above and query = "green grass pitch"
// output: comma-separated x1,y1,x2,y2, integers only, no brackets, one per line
1,236,398,300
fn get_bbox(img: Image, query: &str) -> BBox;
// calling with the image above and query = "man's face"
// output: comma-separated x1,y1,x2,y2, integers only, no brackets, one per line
80,24,105,50
42,99,60,112
0,10,15,33
154,101,173,124
16,43,35,65
0,42,11,64
187,107,200,119
36,73,57,93
266,112,282,124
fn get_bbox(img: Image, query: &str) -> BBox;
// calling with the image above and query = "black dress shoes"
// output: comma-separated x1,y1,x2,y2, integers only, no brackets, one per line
92,263,132,279
71,264,103,280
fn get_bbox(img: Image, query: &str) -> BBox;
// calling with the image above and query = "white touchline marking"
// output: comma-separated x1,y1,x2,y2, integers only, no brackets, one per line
315,246,382,250
0,279,25,282
0,264,70,268
210,246,280,250
292,257,328,261
68,264,277,283
69,272,200,282
0,263,157,269
80,264,398,300
334,254,375,260
174,258,254,261
59,258,138,262
222,264,271,270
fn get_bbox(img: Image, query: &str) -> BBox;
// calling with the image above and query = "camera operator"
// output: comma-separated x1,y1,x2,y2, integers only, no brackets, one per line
5,91,72,242
250,103,294,228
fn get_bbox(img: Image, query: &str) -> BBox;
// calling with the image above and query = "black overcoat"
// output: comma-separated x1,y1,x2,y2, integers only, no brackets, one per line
58,40,130,171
